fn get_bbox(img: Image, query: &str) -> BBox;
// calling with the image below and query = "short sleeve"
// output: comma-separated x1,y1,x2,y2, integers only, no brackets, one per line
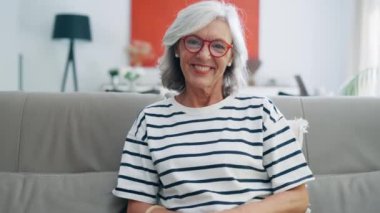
262,98,314,193
112,110,159,204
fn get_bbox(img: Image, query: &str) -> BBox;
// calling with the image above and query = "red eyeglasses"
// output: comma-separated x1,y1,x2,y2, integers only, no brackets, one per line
182,35,233,58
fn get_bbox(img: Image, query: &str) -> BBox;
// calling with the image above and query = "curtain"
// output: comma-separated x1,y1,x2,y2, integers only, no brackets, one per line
358,0,380,71
342,0,380,96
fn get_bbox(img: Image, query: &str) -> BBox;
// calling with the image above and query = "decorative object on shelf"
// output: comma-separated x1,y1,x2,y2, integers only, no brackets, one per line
246,58,261,86
295,75,309,96
18,53,23,91
52,14,92,92
123,67,143,92
108,69,120,90
340,68,379,96
102,66,162,94
126,40,155,67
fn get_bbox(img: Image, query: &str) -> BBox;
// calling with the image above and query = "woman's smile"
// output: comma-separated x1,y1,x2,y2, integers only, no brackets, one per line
191,64,215,74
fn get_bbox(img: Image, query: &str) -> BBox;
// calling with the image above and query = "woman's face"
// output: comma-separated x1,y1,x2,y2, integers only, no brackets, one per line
176,19,233,93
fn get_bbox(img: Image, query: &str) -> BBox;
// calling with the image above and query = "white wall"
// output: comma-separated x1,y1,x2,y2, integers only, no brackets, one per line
2,0,130,92
258,0,358,94
0,0,20,91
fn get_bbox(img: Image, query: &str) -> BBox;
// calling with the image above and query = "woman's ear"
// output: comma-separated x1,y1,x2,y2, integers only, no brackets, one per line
227,54,234,67
175,43,180,58
227,53,233,67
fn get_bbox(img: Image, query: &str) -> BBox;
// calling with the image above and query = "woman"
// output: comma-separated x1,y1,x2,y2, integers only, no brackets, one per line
113,1,314,212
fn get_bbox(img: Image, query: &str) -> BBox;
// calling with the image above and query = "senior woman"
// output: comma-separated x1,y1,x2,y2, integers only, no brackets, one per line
113,1,314,213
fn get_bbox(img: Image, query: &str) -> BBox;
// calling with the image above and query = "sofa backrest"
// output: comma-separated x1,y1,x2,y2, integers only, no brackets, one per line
2,92,379,175
272,96,380,175
0,92,163,173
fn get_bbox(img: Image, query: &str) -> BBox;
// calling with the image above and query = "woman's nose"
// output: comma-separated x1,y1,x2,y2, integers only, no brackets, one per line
196,42,212,58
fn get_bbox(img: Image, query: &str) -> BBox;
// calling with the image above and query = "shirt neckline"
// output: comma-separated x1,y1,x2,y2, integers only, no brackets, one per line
169,93,235,115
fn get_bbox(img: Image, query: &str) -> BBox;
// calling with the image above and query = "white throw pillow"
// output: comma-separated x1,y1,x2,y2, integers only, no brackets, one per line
287,118,309,148
287,118,311,213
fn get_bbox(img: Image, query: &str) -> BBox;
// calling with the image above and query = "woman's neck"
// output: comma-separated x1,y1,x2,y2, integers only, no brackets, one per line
175,87,224,108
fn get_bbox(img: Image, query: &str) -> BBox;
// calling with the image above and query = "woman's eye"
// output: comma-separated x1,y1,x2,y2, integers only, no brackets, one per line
187,38,201,45
212,42,226,50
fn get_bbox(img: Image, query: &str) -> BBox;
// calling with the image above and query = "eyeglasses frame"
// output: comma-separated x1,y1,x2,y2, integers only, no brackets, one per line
181,35,233,58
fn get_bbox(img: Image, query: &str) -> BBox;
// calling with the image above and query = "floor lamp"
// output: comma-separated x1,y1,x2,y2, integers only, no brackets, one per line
52,14,91,92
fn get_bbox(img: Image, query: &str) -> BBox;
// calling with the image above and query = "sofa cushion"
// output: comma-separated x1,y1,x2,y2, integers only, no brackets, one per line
308,171,380,213
0,171,127,213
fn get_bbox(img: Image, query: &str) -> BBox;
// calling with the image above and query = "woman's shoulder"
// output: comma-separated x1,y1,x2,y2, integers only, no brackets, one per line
231,93,281,116
141,97,175,113
233,92,271,105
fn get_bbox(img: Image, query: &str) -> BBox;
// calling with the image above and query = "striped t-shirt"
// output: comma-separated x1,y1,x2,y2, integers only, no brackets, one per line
113,94,314,212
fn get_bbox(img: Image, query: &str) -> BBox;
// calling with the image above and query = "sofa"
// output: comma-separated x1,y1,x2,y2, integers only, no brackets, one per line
0,91,379,213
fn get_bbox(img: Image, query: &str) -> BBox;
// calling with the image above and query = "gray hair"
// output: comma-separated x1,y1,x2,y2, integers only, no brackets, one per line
159,0,248,96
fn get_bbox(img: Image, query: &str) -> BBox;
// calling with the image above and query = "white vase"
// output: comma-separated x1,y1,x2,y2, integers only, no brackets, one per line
128,80,136,92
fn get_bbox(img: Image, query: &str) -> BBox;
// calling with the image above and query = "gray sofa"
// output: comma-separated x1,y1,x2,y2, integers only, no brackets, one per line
0,92,379,213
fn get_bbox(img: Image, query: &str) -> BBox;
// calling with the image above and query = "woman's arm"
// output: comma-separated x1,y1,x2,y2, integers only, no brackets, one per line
127,200,176,213
127,185,307,213
220,184,309,213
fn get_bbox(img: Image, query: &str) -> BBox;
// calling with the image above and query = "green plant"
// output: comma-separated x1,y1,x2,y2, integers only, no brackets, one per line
124,71,140,82
109,69,119,77
340,68,379,96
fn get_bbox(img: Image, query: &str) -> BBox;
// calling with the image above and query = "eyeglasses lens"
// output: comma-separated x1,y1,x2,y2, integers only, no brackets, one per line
184,36,228,57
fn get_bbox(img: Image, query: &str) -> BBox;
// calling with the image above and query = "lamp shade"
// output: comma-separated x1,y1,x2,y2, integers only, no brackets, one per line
52,14,92,41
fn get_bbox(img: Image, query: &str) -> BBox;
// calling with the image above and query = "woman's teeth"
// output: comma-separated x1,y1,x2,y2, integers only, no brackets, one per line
194,65,211,72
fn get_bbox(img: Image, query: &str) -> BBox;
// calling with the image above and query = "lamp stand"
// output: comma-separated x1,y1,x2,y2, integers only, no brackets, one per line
61,39,78,92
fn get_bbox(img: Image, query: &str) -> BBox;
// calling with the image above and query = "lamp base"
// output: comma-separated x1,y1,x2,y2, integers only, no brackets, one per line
61,39,78,92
